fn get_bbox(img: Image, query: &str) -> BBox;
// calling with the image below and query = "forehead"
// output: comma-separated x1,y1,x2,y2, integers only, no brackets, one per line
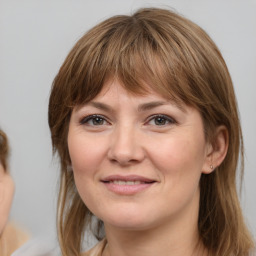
76,78,186,113
97,78,158,98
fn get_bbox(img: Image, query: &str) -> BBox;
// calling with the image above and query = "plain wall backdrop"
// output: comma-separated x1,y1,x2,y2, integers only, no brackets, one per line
0,0,256,241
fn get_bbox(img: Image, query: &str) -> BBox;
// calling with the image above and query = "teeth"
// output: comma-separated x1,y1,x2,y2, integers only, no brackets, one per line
112,180,143,185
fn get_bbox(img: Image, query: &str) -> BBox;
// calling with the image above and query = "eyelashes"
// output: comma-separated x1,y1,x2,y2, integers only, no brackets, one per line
146,114,176,126
79,114,176,127
80,114,110,126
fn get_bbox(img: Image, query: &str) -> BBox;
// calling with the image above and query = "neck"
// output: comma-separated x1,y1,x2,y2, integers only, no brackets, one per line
103,190,207,256
103,227,205,256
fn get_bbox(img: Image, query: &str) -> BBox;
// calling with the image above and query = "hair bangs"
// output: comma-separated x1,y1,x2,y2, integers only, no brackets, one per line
63,13,199,110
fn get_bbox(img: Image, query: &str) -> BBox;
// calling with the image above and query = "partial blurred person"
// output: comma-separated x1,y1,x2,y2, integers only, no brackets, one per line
0,130,29,256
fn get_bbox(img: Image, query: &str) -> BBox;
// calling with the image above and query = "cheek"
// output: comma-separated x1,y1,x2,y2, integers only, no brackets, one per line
148,134,206,183
68,132,104,175
147,137,205,216
67,132,109,209
0,176,15,234
68,134,101,210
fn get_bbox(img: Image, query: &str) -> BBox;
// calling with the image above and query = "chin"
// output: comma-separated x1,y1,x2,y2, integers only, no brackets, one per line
105,219,153,231
98,207,158,231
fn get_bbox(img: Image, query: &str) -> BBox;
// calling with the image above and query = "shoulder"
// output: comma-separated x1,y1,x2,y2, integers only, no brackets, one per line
82,239,107,256
0,222,30,255
3,222,30,243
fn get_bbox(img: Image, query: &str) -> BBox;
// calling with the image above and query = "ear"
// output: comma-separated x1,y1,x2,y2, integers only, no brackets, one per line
202,125,229,174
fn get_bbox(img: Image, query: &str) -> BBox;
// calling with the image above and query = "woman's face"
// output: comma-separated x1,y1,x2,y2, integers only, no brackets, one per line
0,164,15,234
68,80,212,231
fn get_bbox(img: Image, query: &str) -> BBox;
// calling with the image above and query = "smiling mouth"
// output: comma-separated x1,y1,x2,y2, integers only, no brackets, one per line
103,180,155,185
101,175,156,195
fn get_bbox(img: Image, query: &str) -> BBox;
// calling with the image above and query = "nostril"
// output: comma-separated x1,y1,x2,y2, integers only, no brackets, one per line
108,150,142,165
107,131,145,165
109,158,136,166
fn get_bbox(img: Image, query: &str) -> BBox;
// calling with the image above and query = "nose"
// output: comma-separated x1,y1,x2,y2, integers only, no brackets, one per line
107,124,145,166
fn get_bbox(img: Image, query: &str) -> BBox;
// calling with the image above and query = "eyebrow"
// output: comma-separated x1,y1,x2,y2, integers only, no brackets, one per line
88,102,113,112
137,101,185,112
87,100,186,113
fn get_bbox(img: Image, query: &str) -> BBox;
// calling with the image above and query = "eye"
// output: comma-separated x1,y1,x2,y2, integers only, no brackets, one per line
146,114,176,126
80,115,109,126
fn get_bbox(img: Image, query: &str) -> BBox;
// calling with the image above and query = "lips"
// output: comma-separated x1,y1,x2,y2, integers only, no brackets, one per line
101,175,155,184
101,175,156,195
111,180,145,185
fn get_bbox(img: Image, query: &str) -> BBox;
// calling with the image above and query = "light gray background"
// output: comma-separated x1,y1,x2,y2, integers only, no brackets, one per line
0,0,255,240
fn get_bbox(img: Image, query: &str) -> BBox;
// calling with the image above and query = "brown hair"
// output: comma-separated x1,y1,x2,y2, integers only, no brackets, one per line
48,7,254,256
0,129,9,171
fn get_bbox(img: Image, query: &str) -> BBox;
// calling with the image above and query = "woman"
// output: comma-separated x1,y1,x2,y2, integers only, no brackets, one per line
0,130,29,256
48,7,255,256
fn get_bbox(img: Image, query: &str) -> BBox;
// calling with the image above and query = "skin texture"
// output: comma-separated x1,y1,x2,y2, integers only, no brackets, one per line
0,164,14,235
68,80,227,256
